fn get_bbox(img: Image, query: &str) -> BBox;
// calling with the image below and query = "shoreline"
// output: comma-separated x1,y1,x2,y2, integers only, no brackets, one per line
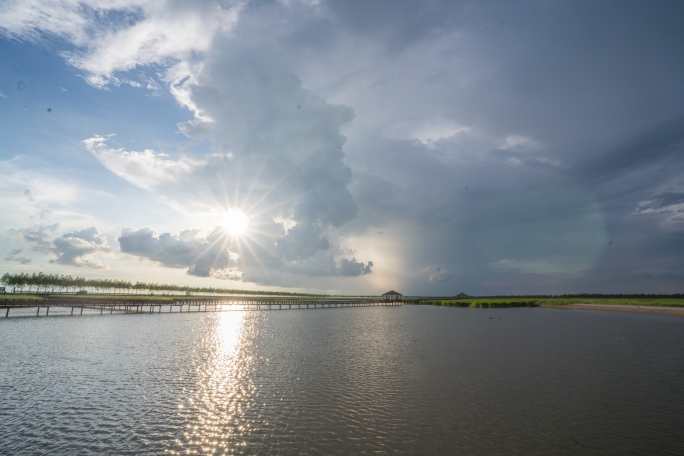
545,303,684,317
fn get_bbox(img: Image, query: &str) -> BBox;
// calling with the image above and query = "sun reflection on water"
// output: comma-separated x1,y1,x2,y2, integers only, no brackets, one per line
167,312,257,455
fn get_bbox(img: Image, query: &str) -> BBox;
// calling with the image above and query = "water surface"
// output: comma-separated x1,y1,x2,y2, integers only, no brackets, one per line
1,306,682,455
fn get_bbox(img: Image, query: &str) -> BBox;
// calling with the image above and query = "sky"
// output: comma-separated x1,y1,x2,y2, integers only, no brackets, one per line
1,0,683,296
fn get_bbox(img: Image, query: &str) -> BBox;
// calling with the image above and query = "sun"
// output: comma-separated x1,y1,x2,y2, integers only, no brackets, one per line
223,208,250,237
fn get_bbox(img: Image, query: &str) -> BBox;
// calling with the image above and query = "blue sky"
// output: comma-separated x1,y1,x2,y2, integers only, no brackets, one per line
1,0,683,295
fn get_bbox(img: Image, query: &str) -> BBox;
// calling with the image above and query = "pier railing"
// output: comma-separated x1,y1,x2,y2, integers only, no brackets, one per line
1,295,403,318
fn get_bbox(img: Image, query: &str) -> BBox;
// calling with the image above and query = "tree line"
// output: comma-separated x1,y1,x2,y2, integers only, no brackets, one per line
0,272,323,297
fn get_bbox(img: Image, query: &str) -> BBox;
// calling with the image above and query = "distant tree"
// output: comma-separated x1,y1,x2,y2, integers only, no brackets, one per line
0,272,327,297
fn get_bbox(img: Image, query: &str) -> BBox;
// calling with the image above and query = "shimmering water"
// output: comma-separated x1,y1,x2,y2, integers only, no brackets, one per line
1,306,683,455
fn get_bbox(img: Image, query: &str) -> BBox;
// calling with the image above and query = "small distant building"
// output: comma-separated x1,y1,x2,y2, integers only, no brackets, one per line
382,290,403,302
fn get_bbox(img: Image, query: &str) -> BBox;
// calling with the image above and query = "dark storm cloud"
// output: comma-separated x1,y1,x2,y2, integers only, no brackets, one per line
580,116,684,183
315,0,684,294
323,0,466,50
347,133,607,294
338,257,373,276
638,192,684,212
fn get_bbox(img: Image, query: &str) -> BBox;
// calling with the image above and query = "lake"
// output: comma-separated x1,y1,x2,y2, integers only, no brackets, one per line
1,306,682,455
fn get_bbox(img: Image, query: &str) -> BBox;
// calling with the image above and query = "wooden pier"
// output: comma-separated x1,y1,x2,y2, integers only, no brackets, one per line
0,295,402,319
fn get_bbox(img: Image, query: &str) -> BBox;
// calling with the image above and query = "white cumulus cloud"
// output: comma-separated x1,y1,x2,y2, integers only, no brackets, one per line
52,226,109,268
0,0,242,87
83,135,204,190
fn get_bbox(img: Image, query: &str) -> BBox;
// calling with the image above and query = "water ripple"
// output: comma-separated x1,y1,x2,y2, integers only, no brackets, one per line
1,307,683,455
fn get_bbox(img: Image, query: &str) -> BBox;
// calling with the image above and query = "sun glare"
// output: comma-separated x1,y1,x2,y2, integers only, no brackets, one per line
223,208,250,237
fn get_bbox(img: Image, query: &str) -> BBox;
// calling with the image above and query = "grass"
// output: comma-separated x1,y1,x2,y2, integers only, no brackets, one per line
424,298,539,308
417,297,684,308
48,294,178,302
538,297,684,307
0,294,45,302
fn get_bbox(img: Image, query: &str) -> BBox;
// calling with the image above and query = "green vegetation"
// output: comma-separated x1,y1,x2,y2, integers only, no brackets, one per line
49,294,177,302
424,298,539,308
0,294,44,302
537,297,684,307
417,296,684,308
1,272,324,297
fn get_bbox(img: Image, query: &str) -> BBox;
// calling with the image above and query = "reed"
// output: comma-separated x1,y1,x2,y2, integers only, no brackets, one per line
418,296,684,308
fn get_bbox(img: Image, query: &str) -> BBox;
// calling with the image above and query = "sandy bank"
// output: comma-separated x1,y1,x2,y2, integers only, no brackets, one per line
546,303,684,317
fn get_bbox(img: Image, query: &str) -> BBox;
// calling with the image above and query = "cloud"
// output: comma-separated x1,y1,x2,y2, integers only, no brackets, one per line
348,132,607,294
119,227,237,277
69,2,242,87
491,258,588,276
499,135,541,152
338,257,374,276
167,26,368,272
0,0,243,87
635,191,684,228
14,223,59,252
118,225,372,284
0,156,119,235
636,192,684,212
423,265,451,284
579,116,684,183
0,158,80,205
83,135,204,190
409,122,471,147
276,222,331,261
4,0,684,294
52,227,109,267
0,0,95,44
4,248,31,265
12,223,109,268
90,16,375,284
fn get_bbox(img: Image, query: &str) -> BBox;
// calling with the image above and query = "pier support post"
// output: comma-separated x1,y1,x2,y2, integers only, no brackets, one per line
80,307,84,316
36,307,40,317
5,307,9,318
